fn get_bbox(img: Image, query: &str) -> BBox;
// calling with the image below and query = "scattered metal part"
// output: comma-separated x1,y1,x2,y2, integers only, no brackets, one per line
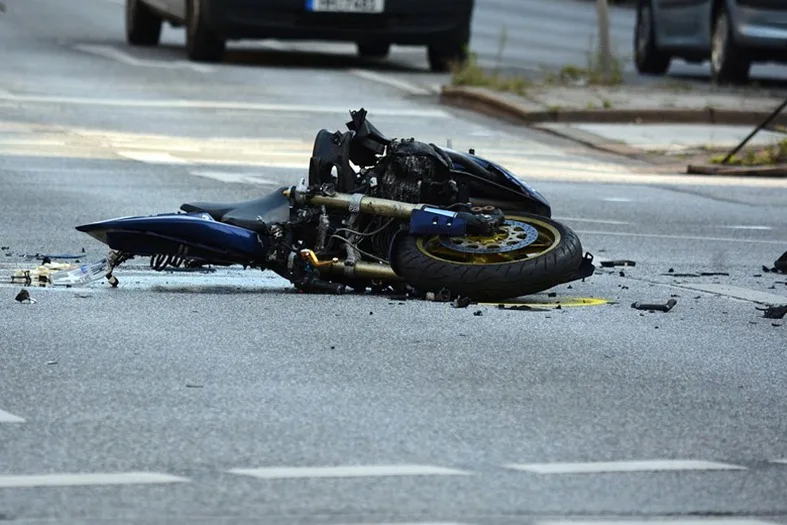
600,260,636,267
451,296,472,308
46,360,58,365
757,305,787,319
631,299,677,312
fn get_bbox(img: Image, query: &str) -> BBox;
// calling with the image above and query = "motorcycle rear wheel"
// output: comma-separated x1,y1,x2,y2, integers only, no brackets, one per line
392,213,584,302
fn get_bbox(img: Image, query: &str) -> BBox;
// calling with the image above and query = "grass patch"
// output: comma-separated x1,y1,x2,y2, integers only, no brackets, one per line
450,53,530,96
710,139,787,166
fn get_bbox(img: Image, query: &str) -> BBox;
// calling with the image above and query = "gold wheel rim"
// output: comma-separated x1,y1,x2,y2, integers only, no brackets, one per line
416,215,562,266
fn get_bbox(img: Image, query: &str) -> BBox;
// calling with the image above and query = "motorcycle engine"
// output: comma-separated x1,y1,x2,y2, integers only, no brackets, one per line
368,138,461,206
360,139,465,261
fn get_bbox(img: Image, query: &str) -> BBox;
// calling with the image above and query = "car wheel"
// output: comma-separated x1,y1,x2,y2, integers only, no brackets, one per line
126,0,162,46
186,0,226,63
357,42,391,59
634,0,670,75
711,7,750,84
427,25,470,73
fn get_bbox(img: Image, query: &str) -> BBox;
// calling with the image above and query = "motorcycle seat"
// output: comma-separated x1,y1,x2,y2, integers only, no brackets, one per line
180,187,292,232
180,200,245,220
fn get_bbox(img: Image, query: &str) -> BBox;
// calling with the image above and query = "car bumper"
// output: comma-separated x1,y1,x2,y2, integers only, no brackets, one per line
203,0,474,43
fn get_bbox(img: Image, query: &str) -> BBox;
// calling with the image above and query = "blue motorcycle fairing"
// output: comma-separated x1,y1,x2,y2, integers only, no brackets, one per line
75,212,269,263
443,148,552,217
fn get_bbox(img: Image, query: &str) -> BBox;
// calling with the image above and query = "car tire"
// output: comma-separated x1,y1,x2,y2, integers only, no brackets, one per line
634,0,670,75
711,7,750,85
427,25,470,73
186,0,226,63
357,42,391,59
126,0,162,46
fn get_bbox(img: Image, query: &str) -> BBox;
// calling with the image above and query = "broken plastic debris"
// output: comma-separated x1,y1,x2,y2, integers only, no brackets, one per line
631,299,677,313
600,260,636,267
49,258,110,286
756,305,787,320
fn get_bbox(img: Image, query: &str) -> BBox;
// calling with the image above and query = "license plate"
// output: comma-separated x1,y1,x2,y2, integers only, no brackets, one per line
306,0,384,13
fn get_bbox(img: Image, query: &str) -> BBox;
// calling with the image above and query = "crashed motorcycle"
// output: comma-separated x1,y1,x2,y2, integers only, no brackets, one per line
75,108,594,301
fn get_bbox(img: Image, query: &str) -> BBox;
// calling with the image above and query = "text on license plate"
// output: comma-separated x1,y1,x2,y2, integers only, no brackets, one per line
307,0,385,13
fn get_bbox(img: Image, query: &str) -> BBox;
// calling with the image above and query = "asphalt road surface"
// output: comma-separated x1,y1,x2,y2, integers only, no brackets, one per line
1,0,787,524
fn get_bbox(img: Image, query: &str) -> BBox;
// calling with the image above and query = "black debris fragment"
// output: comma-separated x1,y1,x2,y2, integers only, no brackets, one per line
619,271,626,277
668,268,674,273
670,294,680,298
451,296,472,309
547,292,557,297
497,304,550,312
756,305,787,319
0,246,8,250
754,274,763,278
473,310,483,316
701,272,730,277
185,384,204,388
775,251,787,273
631,299,677,313
763,265,771,273
663,272,700,277
567,285,573,289
46,360,58,365
773,323,783,327
14,289,36,303
41,256,52,265
600,260,636,268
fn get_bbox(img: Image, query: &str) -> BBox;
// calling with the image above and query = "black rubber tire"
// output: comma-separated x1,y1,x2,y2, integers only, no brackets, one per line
357,42,391,59
710,7,750,85
392,213,585,302
427,25,470,72
186,0,226,63
126,0,162,46
634,0,670,75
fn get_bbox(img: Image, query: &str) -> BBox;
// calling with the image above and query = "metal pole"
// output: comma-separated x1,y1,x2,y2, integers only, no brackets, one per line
721,96,787,164
596,0,611,83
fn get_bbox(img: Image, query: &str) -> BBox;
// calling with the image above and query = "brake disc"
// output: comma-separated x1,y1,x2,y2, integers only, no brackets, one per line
438,219,539,254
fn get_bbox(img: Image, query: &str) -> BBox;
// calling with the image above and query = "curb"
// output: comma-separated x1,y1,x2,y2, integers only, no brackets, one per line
440,85,787,127
686,164,787,177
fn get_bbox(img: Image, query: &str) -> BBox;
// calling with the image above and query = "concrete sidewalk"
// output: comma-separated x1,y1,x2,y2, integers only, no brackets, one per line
441,83,787,174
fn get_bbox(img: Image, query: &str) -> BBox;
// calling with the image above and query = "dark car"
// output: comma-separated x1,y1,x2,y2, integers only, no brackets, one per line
635,0,787,84
125,0,474,72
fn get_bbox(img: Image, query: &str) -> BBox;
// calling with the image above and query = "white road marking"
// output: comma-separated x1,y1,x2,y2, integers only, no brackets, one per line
0,409,25,423
0,91,451,118
74,44,214,73
673,284,787,306
602,197,633,202
349,69,432,96
504,460,747,474
576,230,785,245
0,472,189,488
189,170,283,185
228,465,471,479
724,225,773,231
117,151,190,164
554,217,631,225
